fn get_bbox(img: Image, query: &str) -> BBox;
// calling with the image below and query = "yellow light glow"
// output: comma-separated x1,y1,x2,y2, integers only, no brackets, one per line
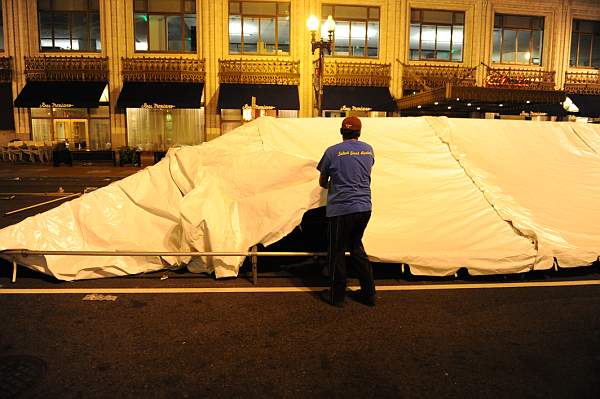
326,15,336,32
307,15,319,32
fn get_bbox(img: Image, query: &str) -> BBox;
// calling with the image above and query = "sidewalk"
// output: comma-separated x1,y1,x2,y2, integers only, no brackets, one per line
0,159,152,179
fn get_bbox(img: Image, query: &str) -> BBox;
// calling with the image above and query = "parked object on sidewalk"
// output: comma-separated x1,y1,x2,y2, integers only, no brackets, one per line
1,117,600,281
118,146,141,167
52,142,72,166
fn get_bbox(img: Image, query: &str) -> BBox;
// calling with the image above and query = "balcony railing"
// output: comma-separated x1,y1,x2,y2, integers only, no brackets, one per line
483,66,555,90
122,57,205,83
219,59,300,85
320,60,391,87
24,55,108,81
401,64,476,91
564,71,600,94
0,57,11,83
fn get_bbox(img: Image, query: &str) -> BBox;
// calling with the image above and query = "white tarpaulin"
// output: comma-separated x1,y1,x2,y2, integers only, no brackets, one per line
1,116,599,280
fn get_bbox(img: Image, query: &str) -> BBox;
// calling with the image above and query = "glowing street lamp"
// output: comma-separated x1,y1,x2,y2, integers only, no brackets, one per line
308,15,335,115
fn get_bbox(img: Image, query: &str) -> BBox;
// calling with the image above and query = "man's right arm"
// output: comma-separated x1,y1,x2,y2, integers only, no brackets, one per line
319,174,329,188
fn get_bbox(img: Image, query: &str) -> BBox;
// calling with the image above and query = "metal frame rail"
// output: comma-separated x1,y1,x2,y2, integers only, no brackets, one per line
0,247,343,285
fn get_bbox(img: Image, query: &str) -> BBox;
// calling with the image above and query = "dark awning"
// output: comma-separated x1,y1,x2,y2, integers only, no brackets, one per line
14,81,108,108
322,86,396,112
117,82,204,109
566,94,600,117
0,83,14,130
217,83,299,110
396,84,567,117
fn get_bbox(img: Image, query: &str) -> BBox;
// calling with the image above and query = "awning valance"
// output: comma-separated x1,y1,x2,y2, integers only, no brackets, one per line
217,83,299,110
0,83,14,130
322,86,396,112
14,81,108,108
117,82,204,109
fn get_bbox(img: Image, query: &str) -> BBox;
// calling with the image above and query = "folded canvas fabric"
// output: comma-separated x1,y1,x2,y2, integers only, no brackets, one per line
1,116,599,280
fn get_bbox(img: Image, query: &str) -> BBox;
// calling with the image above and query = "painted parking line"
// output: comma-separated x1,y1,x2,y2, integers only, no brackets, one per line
1,279,600,294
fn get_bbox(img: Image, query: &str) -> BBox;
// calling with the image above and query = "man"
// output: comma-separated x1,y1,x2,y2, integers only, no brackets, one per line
317,116,376,307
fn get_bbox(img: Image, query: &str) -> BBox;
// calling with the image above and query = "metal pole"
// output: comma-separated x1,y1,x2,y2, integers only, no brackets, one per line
3,249,333,257
12,258,17,284
251,245,258,285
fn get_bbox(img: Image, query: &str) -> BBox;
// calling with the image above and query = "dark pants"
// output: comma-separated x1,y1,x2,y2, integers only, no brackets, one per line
327,211,375,303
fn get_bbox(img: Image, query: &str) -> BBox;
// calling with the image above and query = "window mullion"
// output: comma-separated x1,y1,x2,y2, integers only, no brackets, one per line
181,15,185,51
588,34,595,67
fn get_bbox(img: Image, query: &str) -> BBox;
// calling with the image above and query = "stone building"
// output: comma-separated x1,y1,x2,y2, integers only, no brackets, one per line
0,0,599,152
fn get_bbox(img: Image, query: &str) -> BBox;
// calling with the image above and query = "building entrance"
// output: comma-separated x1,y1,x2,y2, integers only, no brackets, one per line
53,119,89,149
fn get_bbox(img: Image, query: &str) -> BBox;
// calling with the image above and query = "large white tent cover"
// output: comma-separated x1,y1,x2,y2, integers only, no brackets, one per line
1,116,600,281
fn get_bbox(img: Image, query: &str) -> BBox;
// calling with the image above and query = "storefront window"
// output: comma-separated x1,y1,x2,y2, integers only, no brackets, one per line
38,0,101,51
31,106,111,150
492,14,544,65
134,0,196,52
322,4,379,58
126,108,204,151
229,1,290,55
570,19,600,68
410,9,464,62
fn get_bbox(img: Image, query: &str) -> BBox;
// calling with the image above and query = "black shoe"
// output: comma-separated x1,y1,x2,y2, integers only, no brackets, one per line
319,290,344,308
349,290,376,307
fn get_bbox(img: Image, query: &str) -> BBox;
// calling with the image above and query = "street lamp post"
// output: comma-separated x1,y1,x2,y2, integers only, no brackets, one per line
307,15,335,116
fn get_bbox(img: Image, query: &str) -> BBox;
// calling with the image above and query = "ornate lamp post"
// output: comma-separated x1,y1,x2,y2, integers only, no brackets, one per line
307,15,335,116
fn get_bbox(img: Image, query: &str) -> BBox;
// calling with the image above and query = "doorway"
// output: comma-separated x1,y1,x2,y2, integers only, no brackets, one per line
54,119,89,149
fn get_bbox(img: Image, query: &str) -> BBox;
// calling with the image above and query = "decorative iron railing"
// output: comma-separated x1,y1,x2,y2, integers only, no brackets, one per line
401,64,476,91
0,57,11,82
24,55,108,81
219,59,300,85
483,66,555,90
320,60,391,87
564,71,600,95
122,57,205,82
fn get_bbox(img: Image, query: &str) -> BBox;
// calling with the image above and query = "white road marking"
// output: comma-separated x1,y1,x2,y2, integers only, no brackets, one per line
1,280,600,295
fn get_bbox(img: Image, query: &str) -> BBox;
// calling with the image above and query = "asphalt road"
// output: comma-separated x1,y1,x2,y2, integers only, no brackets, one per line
1,173,600,398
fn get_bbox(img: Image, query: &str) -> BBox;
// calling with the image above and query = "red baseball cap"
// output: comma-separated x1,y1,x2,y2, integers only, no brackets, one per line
341,116,362,131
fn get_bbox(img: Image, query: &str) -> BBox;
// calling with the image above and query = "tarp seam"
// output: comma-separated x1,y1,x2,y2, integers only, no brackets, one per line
424,116,539,271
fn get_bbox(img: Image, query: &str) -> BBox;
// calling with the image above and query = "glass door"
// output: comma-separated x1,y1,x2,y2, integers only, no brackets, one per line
53,119,89,149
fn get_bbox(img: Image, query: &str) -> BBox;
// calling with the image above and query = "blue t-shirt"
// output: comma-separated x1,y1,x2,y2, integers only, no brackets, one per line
317,140,374,217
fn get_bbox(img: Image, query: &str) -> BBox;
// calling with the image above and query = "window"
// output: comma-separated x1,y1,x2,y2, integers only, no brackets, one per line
127,108,204,150
570,19,600,68
321,4,379,58
492,14,544,65
229,1,290,55
38,0,101,51
135,0,196,52
31,105,111,150
410,9,464,62
0,3,4,51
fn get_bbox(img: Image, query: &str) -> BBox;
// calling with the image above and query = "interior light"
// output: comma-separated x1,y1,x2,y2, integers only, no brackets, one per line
499,104,503,107
448,106,452,109
526,100,531,104
417,105,422,109
456,98,460,101
563,96,580,113
467,103,472,106
477,107,481,110
434,102,439,105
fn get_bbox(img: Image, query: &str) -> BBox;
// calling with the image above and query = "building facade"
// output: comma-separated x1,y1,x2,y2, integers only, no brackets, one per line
1,0,599,150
